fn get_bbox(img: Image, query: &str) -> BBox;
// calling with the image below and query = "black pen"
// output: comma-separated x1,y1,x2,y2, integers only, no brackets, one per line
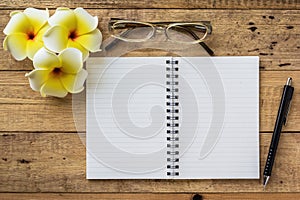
263,77,294,188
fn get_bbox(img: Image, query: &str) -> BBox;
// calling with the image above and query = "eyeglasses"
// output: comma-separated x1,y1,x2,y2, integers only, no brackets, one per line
108,18,214,56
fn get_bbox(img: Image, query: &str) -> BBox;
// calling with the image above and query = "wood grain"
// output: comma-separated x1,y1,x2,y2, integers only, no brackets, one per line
0,0,299,9
1,193,300,200
0,9,299,70
0,1,299,198
0,132,299,193
0,71,299,132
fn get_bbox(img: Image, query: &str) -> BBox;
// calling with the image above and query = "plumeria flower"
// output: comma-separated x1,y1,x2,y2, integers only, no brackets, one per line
3,8,49,61
25,47,88,98
43,7,102,61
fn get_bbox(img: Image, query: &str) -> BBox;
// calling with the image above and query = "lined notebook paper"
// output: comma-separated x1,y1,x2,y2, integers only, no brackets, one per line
86,56,259,179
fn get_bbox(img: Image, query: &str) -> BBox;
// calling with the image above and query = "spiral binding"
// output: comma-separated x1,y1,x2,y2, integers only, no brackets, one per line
166,58,179,177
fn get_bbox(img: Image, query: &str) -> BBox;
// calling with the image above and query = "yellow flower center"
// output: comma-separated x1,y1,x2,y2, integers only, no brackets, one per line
27,32,36,40
69,30,78,41
51,67,63,77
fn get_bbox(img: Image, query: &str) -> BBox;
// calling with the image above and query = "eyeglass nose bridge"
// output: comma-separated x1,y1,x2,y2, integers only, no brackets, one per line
154,25,167,36
145,24,168,41
155,25,166,31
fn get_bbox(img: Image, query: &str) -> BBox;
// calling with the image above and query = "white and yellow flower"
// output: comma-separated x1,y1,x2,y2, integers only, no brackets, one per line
43,7,102,61
3,8,49,61
25,47,88,98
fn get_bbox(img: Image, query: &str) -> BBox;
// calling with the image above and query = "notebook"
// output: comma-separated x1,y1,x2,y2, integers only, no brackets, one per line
86,56,259,179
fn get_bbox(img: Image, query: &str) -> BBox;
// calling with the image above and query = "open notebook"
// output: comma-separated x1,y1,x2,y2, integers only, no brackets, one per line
86,56,259,179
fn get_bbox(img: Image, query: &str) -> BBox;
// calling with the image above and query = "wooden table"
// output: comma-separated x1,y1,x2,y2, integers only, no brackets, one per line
1,1,299,199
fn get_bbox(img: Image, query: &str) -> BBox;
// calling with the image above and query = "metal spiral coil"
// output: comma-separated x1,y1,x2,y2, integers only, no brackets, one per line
166,59,180,177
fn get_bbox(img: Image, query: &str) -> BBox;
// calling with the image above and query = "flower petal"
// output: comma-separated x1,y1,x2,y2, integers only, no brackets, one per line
58,48,83,74
25,69,51,91
27,24,49,60
43,25,69,53
75,29,102,52
10,11,21,17
67,40,89,61
24,8,49,33
60,69,88,93
3,33,28,61
74,7,98,35
26,39,44,60
48,7,76,31
40,77,68,98
33,47,61,70
3,12,33,35
34,24,50,42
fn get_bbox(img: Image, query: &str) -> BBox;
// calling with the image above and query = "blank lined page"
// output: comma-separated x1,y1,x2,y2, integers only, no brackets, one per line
86,56,259,179
177,56,259,179
86,57,169,179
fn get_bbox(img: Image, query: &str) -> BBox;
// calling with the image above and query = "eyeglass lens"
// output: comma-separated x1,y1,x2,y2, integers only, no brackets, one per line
166,24,207,43
111,22,154,41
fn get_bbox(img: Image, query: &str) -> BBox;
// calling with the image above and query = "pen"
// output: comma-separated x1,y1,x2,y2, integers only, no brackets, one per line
263,77,294,188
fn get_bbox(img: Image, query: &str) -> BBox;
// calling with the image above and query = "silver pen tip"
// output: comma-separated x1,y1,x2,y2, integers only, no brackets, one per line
263,176,270,188
287,77,292,86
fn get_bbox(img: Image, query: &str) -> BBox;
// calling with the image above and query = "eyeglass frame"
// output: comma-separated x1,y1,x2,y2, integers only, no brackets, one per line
107,18,214,56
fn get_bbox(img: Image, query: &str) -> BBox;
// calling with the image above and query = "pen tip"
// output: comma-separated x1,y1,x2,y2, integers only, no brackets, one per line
263,176,270,188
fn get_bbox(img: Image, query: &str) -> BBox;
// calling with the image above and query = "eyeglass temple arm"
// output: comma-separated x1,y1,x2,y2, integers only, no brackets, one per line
199,42,214,56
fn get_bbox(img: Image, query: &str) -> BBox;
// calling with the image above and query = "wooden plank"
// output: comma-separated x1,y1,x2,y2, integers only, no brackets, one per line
1,193,300,200
1,9,299,71
0,132,299,192
0,71,299,132
0,0,299,9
